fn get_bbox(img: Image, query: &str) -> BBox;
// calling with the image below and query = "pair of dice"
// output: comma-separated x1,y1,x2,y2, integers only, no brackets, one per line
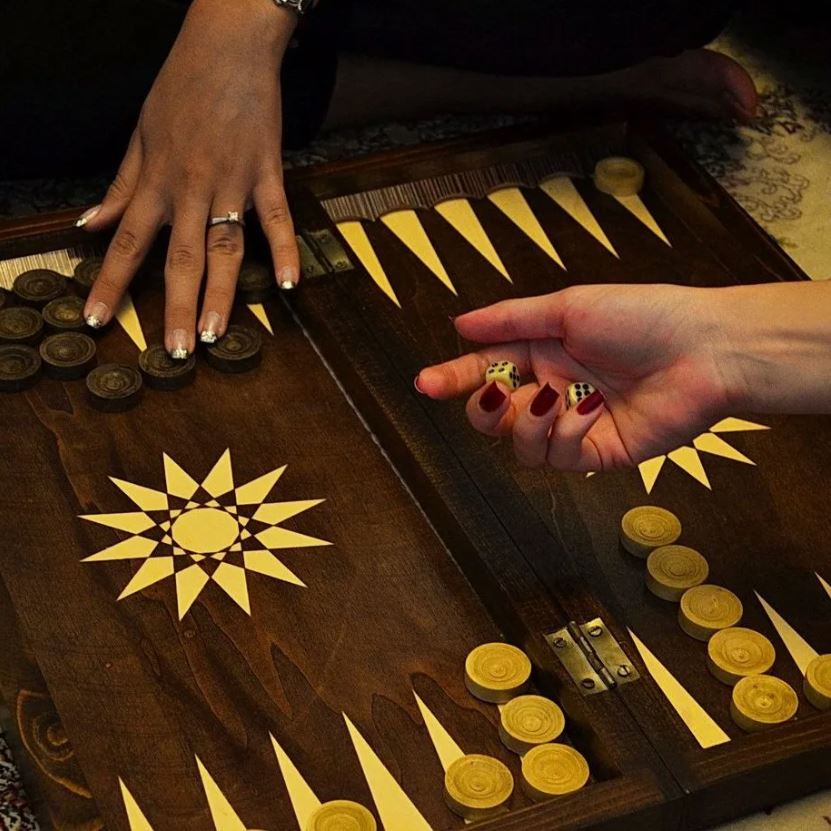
484,361,594,410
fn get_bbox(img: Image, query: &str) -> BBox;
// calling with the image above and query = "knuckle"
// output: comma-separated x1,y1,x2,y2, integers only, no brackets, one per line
92,274,123,296
167,245,197,271
207,234,242,258
260,198,291,228
165,302,195,323
110,229,143,261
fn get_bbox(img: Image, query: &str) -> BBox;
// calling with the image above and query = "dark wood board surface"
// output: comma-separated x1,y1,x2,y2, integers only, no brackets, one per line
281,120,831,828
0,211,673,830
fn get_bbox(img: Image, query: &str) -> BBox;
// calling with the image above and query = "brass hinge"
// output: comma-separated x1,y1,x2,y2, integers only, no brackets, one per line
296,229,353,278
546,618,639,696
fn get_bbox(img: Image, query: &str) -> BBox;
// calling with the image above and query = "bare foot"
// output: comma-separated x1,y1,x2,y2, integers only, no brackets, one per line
623,48,758,122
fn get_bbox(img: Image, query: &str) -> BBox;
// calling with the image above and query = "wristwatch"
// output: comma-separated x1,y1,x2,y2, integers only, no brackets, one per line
272,0,318,14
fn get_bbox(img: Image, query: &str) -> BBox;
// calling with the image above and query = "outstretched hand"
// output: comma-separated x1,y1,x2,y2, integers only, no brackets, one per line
77,0,299,356
416,284,741,471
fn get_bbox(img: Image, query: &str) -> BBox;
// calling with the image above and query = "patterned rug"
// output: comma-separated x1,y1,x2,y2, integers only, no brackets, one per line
1,11,830,831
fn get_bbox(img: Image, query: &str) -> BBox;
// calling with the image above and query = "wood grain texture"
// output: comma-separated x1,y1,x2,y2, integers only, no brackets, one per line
284,120,830,829
0,207,671,831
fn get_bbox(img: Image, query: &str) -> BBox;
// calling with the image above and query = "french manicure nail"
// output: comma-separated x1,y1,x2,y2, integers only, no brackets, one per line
200,312,222,344
480,381,507,413
278,265,298,291
75,205,102,228
414,374,425,394
169,329,189,360
84,301,109,329
576,389,605,415
530,383,559,417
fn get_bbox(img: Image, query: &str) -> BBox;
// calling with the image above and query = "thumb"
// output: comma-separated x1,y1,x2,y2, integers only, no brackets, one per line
455,291,569,344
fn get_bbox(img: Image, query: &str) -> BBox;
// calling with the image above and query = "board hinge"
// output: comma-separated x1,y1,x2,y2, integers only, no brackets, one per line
545,618,639,696
297,229,353,277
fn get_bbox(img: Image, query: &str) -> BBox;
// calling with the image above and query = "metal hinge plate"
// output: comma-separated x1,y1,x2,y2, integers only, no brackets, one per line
304,229,354,274
546,618,639,696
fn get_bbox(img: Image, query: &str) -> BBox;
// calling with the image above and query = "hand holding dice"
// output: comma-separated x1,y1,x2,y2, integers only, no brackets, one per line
414,284,737,472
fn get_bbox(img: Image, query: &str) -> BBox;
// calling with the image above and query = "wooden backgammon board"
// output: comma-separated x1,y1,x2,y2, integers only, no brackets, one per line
0,121,829,831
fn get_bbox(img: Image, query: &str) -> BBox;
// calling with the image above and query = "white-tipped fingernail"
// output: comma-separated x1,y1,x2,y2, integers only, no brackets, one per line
200,312,222,344
278,266,298,291
84,301,109,329
75,205,102,228
169,329,189,360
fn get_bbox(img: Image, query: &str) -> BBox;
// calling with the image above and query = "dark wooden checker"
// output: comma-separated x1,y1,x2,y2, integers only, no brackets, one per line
0,119,827,831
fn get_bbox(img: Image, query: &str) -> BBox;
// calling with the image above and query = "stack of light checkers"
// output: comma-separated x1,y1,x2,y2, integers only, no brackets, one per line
445,642,589,821
619,506,807,732
0,263,263,411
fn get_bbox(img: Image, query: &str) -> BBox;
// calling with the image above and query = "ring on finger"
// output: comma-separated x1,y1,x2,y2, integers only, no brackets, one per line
208,211,245,228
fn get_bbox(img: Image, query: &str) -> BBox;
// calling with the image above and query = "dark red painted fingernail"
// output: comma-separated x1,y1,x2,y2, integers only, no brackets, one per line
530,383,559,417
479,381,507,413
576,389,605,415
414,374,425,394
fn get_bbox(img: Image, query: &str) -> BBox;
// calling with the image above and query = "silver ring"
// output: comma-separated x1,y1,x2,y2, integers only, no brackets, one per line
208,211,245,228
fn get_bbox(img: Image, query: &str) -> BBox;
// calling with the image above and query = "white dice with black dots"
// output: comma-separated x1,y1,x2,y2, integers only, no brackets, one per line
566,382,596,409
485,361,521,391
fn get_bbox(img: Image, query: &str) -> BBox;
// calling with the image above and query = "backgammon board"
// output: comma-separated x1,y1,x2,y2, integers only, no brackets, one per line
0,120,828,831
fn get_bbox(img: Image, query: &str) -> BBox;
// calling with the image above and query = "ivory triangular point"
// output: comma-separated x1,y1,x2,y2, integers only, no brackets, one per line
382,210,456,295
115,292,148,351
638,456,666,495
667,447,711,489
540,177,617,257
337,221,401,307
755,592,818,674
629,630,729,748
435,198,511,281
710,418,770,433
195,756,247,831
487,187,564,268
248,303,274,335
693,433,755,465
613,195,671,246
413,691,465,772
817,573,831,601
343,713,433,831
119,779,154,831
270,734,321,830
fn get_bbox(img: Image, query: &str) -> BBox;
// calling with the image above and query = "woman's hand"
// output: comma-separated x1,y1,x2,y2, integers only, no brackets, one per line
416,284,743,471
77,0,299,355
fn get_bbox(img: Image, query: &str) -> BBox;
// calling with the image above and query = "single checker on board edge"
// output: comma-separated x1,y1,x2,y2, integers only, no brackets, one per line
706,627,776,686
499,694,565,755
139,344,196,391
0,345,42,392
620,506,682,558
306,800,377,831
645,545,709,602
730,674,798,732
73,257,103,297
39,333,97,380
465,642,532,704
42,296,86,333
485,360,520,390
565,381,596,410
521,742,590,802
205,325,262,374
236,261,275,304
12,269,68,309
678,584,743,642
0,306,44,346
444,754,514,821
804,654,831,711
594,156,645,196
86,364,143,412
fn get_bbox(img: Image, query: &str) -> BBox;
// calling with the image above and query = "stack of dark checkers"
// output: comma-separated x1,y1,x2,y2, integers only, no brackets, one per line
0,258,263,411
0,122,829,831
